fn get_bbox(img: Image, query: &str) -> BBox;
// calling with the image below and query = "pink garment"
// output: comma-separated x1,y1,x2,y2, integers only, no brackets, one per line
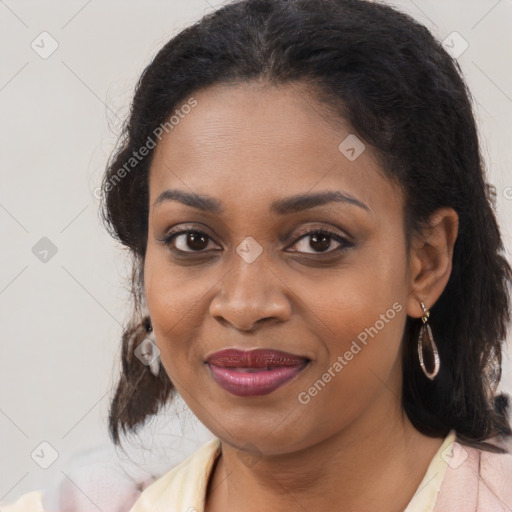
434,441,512,511
38,444,157,512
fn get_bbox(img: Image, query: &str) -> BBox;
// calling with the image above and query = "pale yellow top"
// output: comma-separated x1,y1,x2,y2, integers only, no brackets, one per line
130,431,456,512
1,431,456,512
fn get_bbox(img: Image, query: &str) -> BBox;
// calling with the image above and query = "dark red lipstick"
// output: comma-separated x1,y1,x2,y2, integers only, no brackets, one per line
206,349,309,397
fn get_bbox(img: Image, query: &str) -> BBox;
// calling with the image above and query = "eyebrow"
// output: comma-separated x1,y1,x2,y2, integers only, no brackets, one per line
153,189,370,215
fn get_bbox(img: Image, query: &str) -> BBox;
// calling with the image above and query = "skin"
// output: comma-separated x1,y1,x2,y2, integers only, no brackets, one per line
144,81,459,512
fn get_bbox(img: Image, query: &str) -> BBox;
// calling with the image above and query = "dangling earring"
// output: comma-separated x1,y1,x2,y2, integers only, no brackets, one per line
417,300,440,380
135,316,161,377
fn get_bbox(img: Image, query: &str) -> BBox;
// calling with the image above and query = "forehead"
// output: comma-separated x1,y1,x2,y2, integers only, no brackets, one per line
148,82,402,215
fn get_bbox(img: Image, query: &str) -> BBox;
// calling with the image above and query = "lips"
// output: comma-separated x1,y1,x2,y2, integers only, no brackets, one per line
206,349,309,397
206,348,308,368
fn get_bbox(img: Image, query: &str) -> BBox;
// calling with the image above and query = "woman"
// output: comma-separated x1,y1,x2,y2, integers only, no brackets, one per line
4,0,512,510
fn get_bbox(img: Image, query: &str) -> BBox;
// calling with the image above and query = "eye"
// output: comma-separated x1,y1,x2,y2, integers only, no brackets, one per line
288,229,353,254
163,228,221,253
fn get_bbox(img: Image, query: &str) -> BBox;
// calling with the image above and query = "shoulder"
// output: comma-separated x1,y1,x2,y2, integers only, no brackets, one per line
0,491,44,512
478,445,512,508
435,437,512,512
1,438,221,512
129,437,222,512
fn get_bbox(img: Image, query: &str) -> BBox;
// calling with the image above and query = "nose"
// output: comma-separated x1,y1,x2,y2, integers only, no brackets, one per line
209,249,292,332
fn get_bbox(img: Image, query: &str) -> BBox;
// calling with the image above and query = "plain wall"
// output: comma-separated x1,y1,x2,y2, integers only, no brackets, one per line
1,0,511,503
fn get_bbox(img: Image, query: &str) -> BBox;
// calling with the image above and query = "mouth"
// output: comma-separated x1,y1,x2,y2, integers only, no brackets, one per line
205,348,310,397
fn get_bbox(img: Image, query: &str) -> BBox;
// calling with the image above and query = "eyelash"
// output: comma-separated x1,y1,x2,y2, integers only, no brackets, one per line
162,226,353,256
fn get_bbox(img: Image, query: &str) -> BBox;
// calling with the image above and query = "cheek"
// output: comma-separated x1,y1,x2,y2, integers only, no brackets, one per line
143,246,212,374
298,238,408,399
296,302,406,438
304,236,408,344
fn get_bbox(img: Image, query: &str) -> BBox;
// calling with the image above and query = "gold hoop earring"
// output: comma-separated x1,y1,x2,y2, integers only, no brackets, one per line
417,301,440,380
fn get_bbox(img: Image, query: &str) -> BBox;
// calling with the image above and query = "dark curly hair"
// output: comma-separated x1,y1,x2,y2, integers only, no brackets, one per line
101,0,512,452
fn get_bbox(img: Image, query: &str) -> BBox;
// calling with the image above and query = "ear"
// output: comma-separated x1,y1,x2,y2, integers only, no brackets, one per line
406,207,459,318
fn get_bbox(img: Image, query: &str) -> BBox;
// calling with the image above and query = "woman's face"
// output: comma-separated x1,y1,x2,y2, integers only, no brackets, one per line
144,81,414,454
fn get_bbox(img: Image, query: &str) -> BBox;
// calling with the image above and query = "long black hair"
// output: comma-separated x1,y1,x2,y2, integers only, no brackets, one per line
101,0,512,451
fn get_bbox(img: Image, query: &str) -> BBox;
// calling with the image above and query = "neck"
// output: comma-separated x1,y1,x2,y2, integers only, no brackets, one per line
205,388,444,512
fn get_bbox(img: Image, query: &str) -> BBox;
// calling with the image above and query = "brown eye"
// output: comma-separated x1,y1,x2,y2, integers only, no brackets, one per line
165,229,220,253
289,229,352,254
308,232,332,252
